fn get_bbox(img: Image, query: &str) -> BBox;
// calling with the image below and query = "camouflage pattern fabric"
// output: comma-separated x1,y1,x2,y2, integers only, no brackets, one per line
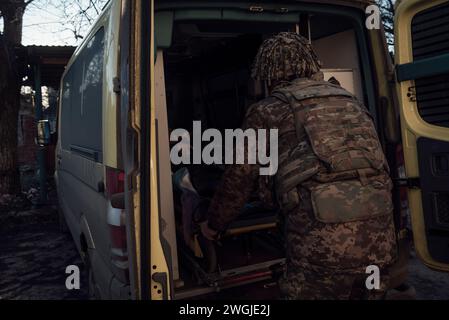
207,32,397,299
207,78,397,298
251,32,322,83
279,260,390,300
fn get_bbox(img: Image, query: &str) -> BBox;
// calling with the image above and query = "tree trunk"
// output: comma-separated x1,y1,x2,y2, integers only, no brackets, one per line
0,36,20,195
2,4,24,45
0,1,25,195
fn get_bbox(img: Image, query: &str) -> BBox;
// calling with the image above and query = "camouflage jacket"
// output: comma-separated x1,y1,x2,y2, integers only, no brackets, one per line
207,72,323,230
207,75,397,270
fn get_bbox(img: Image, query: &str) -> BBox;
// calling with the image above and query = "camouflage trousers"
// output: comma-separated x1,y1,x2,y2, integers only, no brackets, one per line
276,186,396,300
278,262,389,300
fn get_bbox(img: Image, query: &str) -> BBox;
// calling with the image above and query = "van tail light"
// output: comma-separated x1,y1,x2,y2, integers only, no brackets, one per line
106,167,125,198
106,167,129,283
107,203,129,283
110,221,127,249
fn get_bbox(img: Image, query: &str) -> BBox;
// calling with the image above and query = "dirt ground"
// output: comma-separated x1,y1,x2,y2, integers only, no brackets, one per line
407,252,449,300
0,200,88,300
1,199,449,300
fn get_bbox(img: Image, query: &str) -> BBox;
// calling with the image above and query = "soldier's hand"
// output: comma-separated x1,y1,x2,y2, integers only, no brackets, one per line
200,221,218,241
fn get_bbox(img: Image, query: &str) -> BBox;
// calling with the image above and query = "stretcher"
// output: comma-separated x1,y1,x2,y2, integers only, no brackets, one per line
173,168,286,297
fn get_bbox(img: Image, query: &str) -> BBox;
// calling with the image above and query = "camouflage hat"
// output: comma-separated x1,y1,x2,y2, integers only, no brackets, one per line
251,32,322,82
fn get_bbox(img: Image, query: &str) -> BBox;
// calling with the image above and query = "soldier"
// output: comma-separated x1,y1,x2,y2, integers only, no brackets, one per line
201,32,397,299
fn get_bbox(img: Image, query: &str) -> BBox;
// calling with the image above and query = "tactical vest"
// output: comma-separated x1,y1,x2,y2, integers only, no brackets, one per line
271,79,393,223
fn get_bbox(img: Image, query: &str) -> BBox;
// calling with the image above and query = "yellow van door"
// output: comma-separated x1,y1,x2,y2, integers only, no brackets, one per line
127,0,172,300
147,0,172,299
395,0,449,271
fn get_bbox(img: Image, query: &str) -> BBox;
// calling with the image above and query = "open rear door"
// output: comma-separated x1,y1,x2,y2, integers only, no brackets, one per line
126,0,172,300
141,0,172,299
395,0,449,271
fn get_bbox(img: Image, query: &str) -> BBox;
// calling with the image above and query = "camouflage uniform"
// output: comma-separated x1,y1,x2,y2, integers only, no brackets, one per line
206,33,397,300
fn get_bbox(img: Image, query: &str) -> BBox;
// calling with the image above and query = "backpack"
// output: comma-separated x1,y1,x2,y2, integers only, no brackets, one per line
271,80,393,223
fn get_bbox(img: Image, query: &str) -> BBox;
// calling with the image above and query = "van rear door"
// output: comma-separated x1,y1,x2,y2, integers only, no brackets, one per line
123,0,172,300
395,0,449,271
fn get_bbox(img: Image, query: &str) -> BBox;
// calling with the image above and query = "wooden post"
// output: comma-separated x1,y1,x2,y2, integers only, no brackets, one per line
34,63,47,204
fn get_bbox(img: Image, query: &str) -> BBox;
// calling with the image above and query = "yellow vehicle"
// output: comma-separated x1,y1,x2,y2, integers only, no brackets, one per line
56,0,449,300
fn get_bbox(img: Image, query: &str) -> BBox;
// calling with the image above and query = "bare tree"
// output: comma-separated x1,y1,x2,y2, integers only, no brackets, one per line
0,0,105,195
33,0,107,42
0,0,35,194
377,0,395,46
62,0,106,40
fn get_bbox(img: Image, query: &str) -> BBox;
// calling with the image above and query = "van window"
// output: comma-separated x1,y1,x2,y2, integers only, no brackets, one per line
60,27,105,162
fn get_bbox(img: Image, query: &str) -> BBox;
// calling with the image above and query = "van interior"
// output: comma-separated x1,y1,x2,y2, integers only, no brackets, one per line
154,12,369,299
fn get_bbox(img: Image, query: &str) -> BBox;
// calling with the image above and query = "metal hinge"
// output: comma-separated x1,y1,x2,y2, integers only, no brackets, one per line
394,177,421,189
113,77,121,94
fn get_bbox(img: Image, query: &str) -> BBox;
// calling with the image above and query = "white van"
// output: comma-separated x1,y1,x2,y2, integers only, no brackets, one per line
56,0,449,300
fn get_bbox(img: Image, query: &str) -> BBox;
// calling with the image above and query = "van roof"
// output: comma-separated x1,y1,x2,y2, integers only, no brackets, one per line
156,0,376,11
319,0,376,7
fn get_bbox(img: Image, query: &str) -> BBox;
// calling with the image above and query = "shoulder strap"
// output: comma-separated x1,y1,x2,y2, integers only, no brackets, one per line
273,81,355,104
287,99,307,140
271,80,356,140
